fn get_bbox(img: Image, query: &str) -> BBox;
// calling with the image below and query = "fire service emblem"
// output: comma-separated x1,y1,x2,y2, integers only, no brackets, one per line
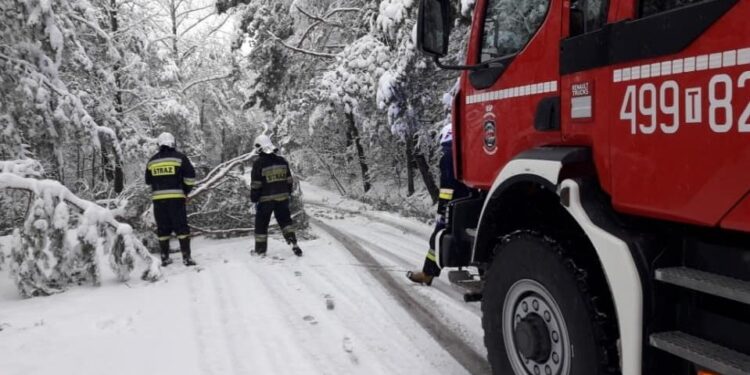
483,112,497,155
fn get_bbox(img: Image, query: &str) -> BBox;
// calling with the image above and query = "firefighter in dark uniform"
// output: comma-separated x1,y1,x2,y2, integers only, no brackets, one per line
250,134,303,257
407,124,470,285
145,132,197,267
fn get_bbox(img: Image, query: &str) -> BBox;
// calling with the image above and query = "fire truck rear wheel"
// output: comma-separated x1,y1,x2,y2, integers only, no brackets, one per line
481,232,618,375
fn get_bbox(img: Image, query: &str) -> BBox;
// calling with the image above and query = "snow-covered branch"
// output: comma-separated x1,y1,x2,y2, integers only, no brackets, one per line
181,71,234,93
266,31,337,58
190,150,258,199
295,6,361,48
0,160,44,178
0,173,161,292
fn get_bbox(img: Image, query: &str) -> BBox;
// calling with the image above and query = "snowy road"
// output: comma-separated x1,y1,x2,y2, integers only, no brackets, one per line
0,183,488,375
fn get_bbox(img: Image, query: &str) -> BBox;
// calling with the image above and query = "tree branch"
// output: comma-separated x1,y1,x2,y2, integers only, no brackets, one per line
179,10,218,37
294,6,360,47
297,20,320,48
189,150,258,200
175,4,213,18
266,31,336,58
181,71,234,93
0,173,161,281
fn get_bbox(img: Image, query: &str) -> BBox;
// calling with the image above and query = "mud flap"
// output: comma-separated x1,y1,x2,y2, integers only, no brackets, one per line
437,196,483,268
437,230,472,268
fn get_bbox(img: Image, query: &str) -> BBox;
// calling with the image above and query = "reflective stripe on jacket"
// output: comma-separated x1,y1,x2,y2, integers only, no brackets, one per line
250,152,293,203
145,146,196,201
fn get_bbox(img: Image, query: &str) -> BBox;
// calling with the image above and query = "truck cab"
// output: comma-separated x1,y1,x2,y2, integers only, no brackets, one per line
417,0,750,374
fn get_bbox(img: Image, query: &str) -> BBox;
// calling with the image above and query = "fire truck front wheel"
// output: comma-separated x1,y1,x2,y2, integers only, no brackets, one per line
481,232,618,375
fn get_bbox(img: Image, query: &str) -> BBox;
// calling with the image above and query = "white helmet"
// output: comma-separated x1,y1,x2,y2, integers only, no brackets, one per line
439,124,453,144
254,134,277,154
157,132,175,148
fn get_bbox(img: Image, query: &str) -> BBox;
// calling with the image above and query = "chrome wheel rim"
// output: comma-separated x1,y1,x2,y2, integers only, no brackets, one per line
502,279,571,375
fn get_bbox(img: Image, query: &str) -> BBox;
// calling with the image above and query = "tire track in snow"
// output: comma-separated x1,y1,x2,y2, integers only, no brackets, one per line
304,201,430,239
208,268,252,375
185,269,244,375
185,273,217,375
311,218,491,375
347,233,482,318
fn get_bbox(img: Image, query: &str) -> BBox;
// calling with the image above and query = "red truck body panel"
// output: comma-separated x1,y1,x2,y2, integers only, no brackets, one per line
456,0,750,231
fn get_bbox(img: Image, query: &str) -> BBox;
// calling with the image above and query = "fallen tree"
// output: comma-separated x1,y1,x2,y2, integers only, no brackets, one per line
0,171,161,297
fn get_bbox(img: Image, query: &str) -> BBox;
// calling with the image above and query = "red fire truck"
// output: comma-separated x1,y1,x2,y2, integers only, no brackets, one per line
416,0,750,374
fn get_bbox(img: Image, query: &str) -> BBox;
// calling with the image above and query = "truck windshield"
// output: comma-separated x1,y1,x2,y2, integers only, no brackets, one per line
480,0,551,63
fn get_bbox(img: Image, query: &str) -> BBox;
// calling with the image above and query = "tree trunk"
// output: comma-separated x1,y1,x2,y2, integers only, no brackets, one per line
107,0,124,193
220,125,226,163
91,151,96,191
404,134,415,196
345,112,370,193
170,0,178,61
414,148,439,204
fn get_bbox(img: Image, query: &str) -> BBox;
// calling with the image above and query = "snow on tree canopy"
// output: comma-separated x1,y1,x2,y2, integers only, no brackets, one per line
318,35,392,117
377,0,414,38
0,173,161,297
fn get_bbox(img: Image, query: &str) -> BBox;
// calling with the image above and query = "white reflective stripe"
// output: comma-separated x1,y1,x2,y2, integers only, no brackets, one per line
613,46,750,83
434,229,446,269
559,179,642,375
465,80,558,104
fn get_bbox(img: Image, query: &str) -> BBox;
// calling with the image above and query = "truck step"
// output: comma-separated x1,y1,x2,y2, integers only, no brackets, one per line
655,267,750,305
448,270,472,283
650,331,750,375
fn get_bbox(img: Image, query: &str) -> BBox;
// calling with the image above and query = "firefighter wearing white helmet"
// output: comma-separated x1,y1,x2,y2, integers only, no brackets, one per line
407,124,471,285
145,132,197,266
250,134,302,257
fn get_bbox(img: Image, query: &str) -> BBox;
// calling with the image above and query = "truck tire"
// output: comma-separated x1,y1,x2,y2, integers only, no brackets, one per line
481,232,618,375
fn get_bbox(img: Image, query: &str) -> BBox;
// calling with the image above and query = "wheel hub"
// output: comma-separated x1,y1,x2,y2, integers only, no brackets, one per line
514,313,552,363
502,279,571,375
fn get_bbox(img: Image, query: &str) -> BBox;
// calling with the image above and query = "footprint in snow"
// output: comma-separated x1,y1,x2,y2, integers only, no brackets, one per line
302,315,318,325
343,336,359,364
324,294,335,310
294,271,302,277
342,336,353,353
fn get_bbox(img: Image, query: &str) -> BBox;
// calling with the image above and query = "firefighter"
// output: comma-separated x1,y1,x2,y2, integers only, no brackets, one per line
250,134,303,257
407,124,470,285
145,132,197,267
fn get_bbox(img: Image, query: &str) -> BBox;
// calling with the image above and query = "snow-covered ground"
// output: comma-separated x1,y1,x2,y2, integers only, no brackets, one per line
0,182,487,375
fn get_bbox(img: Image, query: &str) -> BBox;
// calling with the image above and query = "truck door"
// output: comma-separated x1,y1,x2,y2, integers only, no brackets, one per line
459,0,563,189
559,0,612,187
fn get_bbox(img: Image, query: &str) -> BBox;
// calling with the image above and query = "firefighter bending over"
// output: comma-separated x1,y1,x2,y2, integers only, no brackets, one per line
145,132,197,267
407,125,470,285
250,134,303,257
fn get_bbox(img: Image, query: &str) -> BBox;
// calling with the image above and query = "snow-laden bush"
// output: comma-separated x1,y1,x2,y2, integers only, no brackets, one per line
0,173,161,297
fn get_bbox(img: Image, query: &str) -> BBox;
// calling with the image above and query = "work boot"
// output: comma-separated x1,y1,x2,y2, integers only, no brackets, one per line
292,245,303,257
179,237,197,266
252,240,267,257
282,230,297,245
159,239,172,267
406,271,434,286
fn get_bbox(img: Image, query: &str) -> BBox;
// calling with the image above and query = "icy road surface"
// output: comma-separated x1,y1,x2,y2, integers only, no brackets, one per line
0,183,487,375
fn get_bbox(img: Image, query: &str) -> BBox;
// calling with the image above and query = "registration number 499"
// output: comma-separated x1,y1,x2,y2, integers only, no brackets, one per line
619,72,750,134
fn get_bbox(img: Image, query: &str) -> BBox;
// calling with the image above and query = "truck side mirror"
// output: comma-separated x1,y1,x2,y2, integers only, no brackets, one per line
417,0,451,57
